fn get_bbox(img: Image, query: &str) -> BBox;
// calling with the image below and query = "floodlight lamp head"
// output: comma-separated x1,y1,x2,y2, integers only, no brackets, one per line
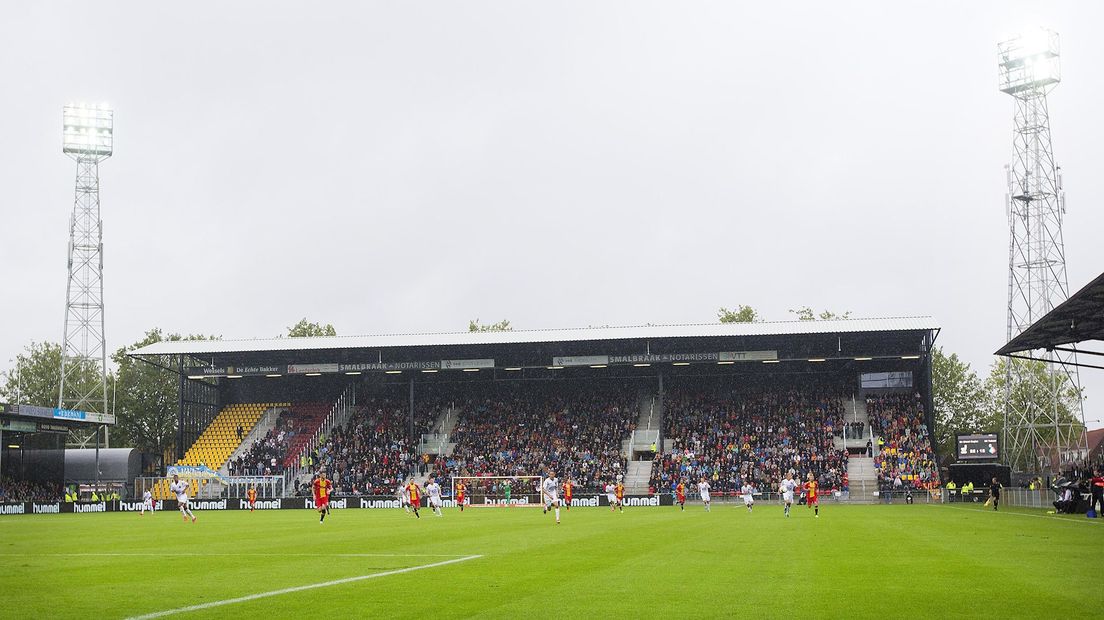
63,103,113,160
998,28,1060,97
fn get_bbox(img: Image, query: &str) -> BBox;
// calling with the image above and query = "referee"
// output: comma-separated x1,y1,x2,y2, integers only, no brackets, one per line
988,477,1002,511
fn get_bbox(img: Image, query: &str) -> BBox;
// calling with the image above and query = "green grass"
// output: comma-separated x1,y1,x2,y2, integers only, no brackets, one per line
1,502,1100,618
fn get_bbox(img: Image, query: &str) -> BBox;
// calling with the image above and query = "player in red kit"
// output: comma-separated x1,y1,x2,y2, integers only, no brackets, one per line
563,478,574,510
803,472,819,518
313,471,332,523
456,481,466,512
247,485,257,513
405,480,422,519
675,480,687,511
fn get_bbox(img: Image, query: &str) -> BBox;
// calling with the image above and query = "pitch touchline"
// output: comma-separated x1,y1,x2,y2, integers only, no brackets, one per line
937,504,1103,525
126,554,484,619
0,552,471,558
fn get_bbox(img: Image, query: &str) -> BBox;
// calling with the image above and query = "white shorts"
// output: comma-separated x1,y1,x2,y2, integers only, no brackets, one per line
545,495,559,506
144,500,154,509
783,492,794,503
743,495,753,505
607,495,616,504
177,496,189,506
429,496,442,508
700,493,710,502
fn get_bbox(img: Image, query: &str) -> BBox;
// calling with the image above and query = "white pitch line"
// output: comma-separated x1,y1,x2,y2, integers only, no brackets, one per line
937,504,1103,525
126,554,483,619
0,552,470,558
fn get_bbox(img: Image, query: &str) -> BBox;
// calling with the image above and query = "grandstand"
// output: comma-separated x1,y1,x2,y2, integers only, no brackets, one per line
128,318,940,500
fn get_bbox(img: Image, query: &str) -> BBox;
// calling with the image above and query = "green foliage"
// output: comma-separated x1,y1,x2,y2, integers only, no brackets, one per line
931,347,990,459
468,319,512,332
110,329,203,455
717,305,759,323
0,341,65,407
286,319,337,338
789,306,852,321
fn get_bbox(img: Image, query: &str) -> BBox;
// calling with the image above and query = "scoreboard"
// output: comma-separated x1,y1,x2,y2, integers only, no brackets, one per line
956,434,999,461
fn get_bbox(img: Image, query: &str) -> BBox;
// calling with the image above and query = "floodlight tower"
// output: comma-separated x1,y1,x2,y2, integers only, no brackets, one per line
998,29,1086,473
58,104,112,446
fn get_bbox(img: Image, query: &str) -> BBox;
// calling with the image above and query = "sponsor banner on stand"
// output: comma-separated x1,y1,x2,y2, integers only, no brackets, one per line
718,350,778,362
440,359,495,370
0,419,37,432
609,353,718,364
167,465,227,483
340,361,440,372
15,405,115,425
552,356,609,367
287,363,341,375
185,365,283,377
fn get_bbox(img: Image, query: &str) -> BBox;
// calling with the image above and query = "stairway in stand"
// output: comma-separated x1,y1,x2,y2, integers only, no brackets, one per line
623,393,660,494
847,457,878,503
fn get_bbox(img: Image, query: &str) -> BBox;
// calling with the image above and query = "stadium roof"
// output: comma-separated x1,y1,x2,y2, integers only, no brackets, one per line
996,271,1104,369
130,316,939,356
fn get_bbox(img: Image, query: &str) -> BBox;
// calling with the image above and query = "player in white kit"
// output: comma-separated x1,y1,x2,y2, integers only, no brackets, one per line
779,472,798,518
604,482,617,512
140,489,154,516
425,479,444,517
542,471,561,524
740,481,755,513
168,475,196,523
698,477,711,512
397,483,411,512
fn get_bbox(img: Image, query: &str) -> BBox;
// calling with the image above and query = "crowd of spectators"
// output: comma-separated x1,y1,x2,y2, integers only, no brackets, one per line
306,398,436,495
650,387,849,495
228,410,299,477
867,392,940,491
0,476,63,502
436,383,636,494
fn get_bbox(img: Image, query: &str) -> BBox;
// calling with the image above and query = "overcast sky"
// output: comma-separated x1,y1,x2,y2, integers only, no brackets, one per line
1,2,1101,428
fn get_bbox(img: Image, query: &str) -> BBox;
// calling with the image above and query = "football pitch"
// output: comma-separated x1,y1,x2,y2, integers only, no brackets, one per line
2,502,1100,618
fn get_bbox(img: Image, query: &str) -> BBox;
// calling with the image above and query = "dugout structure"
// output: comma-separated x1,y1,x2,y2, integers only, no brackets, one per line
129,318,940,481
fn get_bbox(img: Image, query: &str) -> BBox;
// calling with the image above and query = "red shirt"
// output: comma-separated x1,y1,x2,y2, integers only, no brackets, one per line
313,478,331,502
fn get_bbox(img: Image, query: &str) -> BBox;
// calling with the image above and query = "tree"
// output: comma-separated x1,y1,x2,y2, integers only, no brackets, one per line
0,341,102,408
717,305,759,323
930,347,989,460
469,319,512,332
111,329,215,459
287,319,337,337
789,306,852,321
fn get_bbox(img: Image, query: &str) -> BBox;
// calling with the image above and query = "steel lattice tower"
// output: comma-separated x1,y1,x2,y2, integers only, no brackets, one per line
998,30,1086,473
58,104,113,446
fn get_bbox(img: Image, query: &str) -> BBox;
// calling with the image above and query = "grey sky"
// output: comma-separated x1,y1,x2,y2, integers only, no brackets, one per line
1,2,1101,428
